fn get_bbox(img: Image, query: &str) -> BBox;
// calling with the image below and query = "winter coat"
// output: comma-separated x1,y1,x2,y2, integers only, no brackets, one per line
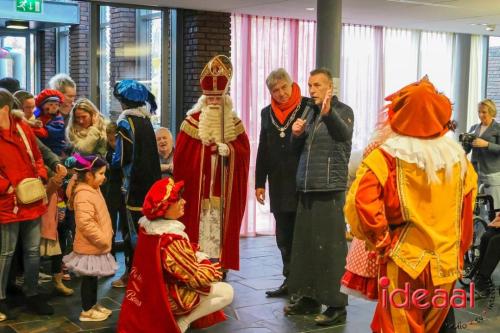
71,182,113,255
35,112,67,156
0,115,48,223
294,96,354,192
255,98,314,212
67,117,107,156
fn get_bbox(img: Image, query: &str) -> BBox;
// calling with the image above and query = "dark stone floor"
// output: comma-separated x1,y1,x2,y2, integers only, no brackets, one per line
1,236,500,332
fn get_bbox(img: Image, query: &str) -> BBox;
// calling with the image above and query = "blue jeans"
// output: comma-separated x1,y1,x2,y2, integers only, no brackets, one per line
0,219,41,299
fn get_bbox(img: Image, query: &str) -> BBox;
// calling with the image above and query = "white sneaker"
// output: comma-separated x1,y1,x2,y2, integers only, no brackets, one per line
92,304,112,316
0,311,6,322
38,272,52,282
79,308,108,322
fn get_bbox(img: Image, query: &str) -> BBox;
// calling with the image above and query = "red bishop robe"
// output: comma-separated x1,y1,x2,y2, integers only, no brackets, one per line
174,111,250,270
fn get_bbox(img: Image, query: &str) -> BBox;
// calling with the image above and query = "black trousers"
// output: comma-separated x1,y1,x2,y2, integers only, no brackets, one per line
81,276,98,311
51,254,62,274
59,209,75,255
478,227,500,277
273,211,296,280
123,210,142,272
108,195,127,258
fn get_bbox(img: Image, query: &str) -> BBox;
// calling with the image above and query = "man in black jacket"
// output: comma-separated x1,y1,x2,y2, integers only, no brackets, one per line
285,68,353,326
255,68,315,297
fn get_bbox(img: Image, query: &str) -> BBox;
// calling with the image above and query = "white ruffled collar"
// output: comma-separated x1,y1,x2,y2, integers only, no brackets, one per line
117,106,150,122
138,217,189,239
381,134,467,183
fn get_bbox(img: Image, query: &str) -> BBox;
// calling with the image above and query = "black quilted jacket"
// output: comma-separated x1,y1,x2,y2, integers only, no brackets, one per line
293,96,354,192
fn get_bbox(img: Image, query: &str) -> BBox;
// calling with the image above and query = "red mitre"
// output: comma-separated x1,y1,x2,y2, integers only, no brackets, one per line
142,178,185,220
199,55,232,96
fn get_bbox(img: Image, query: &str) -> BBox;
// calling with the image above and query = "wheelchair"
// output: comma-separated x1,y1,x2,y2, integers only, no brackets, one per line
459,192,498,287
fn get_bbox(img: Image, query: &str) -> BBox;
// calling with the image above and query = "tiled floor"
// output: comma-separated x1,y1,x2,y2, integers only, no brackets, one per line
1,236,500,332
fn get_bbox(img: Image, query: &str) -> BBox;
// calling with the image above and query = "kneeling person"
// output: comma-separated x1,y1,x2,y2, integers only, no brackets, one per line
118,178,233,333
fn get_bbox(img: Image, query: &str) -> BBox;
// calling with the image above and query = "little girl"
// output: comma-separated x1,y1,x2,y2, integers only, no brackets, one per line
63,153,118,322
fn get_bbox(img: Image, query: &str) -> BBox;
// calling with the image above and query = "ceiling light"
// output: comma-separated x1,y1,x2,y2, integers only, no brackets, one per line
486,24,496,32
5,20,29,30
306,7,315,11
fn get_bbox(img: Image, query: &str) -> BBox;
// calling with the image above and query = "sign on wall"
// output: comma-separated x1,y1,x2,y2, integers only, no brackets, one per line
15,0,42,13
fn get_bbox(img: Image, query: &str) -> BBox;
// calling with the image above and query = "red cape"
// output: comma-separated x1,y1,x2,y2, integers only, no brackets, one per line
173,111,250,270
118,228,225,333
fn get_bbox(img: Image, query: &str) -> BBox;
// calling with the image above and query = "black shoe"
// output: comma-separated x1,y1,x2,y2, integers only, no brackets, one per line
26,295,54,315
314,307,347,326
0,299,17,320
473,274,495,299
284,297,321,315
266,283,288,297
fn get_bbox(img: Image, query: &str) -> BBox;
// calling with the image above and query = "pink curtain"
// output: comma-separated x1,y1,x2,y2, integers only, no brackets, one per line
231,16,456,237
231,14,316,236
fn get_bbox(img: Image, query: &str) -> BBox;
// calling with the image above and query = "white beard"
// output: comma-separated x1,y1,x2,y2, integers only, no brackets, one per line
198,104,237,145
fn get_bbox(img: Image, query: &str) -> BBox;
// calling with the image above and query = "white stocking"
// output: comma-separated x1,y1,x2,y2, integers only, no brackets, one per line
176,282,234,332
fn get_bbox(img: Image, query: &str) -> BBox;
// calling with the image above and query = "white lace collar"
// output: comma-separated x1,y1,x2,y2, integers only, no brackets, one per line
138,217,189,239
381,134,467,183
117,106,150,122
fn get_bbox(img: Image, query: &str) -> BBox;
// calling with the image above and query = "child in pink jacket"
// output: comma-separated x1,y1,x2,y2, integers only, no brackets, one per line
63,153,117,322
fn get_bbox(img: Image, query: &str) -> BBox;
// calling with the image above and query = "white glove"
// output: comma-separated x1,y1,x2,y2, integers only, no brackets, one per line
196,251,210,262
216,143,230,157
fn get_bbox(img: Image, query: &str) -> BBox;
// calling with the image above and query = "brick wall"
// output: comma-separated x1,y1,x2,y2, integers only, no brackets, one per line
69,1,90,99
39,29,56,90
487,46,500,108
182,10,231,113
109,7,138,119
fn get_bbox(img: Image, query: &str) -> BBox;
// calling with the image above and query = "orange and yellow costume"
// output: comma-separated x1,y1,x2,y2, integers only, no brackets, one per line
344,78,477,333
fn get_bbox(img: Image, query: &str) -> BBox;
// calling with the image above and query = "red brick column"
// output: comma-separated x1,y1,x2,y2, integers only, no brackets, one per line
39,29,56,90
182,10,231,113
69,1,90,98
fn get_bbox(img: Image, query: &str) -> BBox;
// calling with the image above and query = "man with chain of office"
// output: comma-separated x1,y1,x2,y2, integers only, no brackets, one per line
174,55,250,272
255,68,315,297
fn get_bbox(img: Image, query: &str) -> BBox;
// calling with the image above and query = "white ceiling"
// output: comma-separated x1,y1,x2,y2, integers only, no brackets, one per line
96,0,500,36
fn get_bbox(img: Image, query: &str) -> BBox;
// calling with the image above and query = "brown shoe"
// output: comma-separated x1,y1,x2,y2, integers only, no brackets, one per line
53,273,74,296
111,273,128,288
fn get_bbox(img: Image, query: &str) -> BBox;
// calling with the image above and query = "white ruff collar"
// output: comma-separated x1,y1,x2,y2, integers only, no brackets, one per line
138,217,189,240
118,106,150,122
381,134,467,183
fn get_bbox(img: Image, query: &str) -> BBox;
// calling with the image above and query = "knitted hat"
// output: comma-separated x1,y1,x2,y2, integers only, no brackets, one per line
142,178,185,221
385,76,452,138
35,89,65,108
113,80,157,113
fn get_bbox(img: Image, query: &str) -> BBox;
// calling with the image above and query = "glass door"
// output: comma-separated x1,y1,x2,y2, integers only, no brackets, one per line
0,31,34,92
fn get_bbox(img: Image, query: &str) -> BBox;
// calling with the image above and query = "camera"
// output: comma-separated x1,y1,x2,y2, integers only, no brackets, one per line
459,133,477,151
459,133,477,146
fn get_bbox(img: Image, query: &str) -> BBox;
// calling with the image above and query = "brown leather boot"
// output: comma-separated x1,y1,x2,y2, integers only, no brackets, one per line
53,273,74,296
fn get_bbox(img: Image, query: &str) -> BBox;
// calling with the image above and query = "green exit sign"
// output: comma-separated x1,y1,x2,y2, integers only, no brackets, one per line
16,0,42,13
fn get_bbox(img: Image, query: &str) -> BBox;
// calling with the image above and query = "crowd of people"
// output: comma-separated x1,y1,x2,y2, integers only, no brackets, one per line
0,53,498,332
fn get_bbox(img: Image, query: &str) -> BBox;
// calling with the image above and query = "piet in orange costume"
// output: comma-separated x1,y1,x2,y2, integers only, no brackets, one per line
118,178,233,333
344,77,477,333
174,55,250,270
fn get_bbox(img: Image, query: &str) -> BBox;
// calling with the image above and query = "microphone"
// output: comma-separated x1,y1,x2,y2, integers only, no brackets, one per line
301,107,310,120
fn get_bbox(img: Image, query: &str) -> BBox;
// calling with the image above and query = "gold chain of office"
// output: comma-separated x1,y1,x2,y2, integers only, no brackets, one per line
269,103,301,138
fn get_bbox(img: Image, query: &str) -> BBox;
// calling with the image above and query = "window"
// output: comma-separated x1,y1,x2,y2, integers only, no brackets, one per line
98,5,167,125
486,36,500,110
